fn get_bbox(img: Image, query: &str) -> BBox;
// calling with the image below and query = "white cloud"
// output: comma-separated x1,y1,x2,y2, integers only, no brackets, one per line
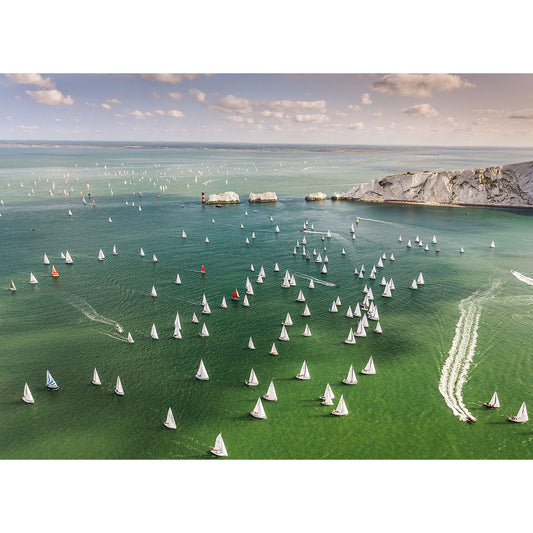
372,74,475,97
168,92,182,101
372,111,382,118
209,94,252,114
106,98,121,105
25,89,74,106
190,88,207,103
361,93,372,105
55,118,62,122
347,104,361,112
101,103,111,110
154,110,165,115
268,99,327,113
128,110,154,119
294,114,329,124
226,115,244,123
347,122,364,130
260,109,284,120
336,111,347,118
6,73,55,89
141,73,200,84
507,108,533,119
19,124,38,130
401,103,438,118
446,116,459,127
167,109,184,118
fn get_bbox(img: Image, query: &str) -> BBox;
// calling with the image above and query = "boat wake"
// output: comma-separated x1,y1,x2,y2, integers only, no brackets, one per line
67,295,124,333
101,331,130,342
292,271,338,287
510,269,533,286
355,216,397,226
438,283,499,422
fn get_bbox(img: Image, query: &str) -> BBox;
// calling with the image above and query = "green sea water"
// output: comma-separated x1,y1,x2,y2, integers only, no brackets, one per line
1,143,532,459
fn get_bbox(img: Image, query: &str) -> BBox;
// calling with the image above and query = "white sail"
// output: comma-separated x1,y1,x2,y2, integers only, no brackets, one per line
315,253,322,263
43,253,50,265
192,312,199,323
296,360,310,380
60,252,66,259
345,306,353,318
202,302,211,315
296,290,305,302
23,382,34,403
221,296,227,308
321,264,327,274
248,337,255,349
29,272,38,284
140,247,145,257
200,323,209,337
361,356,376,375
308,279,315,289
65,250,73,264
92,368,101,386
174,273,181,284
374,322,383,334
173,311,181,330
344,327,356,344
274,263,279,272
68,209,73,216
302,324,312,337
368,306,379,321
380,276,387,286
250,397,267,418
335,296,341,306
509,402,528,423
127,332,134,343
182,230,187,238
115,376,124,395
152,254,158,262
410,279,418,290
164,407,177,429
112,245,118,255
205,236,209,243
329,301,338,313
246,368,259,386
485,391,500,408
279,325,290,341
390,253,395,261
283,313,293,326
407,240,412,248
460,246,464,253
148,323,158,340
355,320,367,337
332,394,348,416
211,433,227,457
490,240,495,248
196,359,209,380
173,325,182,339
270,343,279,355
151,285,157,297
320,382,335,402
46,370,59,389
377,257,384,268
242,294,250,307
97,248,105,260
263,380,277,401
275,225,280,233
250,264,255,272
343,364,358,384
290,274,296,286
367,287,374,300
417,272,425,285
326,230,331,238
382,283,392,298
389,278,395,290
353,302,361,317
259,266,266,278
256,274,264,284
361,313,369,328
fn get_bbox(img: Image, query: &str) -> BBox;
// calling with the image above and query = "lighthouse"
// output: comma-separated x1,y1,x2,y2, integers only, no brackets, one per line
201,192,206,204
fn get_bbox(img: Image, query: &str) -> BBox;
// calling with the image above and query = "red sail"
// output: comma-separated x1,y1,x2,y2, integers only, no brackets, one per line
232,288,239,300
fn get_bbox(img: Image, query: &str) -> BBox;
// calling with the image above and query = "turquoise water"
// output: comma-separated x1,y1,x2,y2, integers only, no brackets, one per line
1,143,532,459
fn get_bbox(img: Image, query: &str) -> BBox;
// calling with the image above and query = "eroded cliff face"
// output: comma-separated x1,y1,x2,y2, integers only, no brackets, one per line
249,192,278,202
333,161,533,207
205,191,240,203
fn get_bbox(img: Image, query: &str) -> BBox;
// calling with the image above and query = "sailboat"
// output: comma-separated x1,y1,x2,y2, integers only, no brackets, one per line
279,325,290,341
321,264,327,274
246,368,259,386
377,257,384,268
302,324,312,337
460,246,465,253
202,302,211,315
163,407,177,429
182,230,187,238
140,248,145,257
296,289,305,302
199,323,209,337
344,327,356,344
196,359,209,380
97,248,105,261
114,376,124,396
263,380,277,401
490,240,495,248
91,368,101,385
308,279,315,289
509,402,528,423
382,282,392,298
108,217,112,223
275,225,280,233
112,245,118,256
242,295,250,307
355,320,366,337
127,332,134,343
29,272,38,284
274,263,280,272
60,252,66,259
283,313,293,326
361,356,376,375
150,285,157,297
248,337,255,350
46,370,59,390
320,382,335,405
192,312,199,323
329,301,338,313
9,280,16,291
174,273,182,285
231,288,240,301
353,302,361,317
345,306,353,318
296,360,310,380
269,343,279,356
332,394,348,416
65,250,73,264
205,236,209,243
150,323,159,340
43,253,50,265
259,266,266,278
256,274,263,284
374,322,383,334
343,365,358,384
22,383,34,404
484,391,500,409
211,433,228,457
250,397,267,419
152,254,158,262
173,325,182,339
221,296,227,308
335,296,342,306
417,272,425,285
407,240,412,248
410,279,418,290
390,253,395,261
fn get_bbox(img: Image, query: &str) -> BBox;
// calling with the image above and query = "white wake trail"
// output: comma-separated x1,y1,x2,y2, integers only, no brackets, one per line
438,284,498,422
292,271,338,287
67,295,124,333
510,269,533,286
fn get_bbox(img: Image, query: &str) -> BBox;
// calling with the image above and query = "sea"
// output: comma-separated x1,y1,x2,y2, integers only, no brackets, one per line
1,142,532,462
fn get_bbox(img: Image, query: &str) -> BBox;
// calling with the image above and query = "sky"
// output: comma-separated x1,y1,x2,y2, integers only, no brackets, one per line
2,72,533,146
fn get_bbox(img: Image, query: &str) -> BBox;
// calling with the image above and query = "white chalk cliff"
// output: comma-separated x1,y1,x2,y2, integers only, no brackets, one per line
249,192,278,202
333,161,533,207
205,191,240,204
305,192,327,201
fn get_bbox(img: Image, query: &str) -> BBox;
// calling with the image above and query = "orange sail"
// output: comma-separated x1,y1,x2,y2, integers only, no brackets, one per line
201,265,206,274
231,288,240,300
51,266,59,277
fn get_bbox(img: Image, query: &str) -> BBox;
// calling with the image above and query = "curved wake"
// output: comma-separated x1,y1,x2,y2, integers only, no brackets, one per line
511,269,533,286
292,271,338,287
438,283,499,422
67,295,124,334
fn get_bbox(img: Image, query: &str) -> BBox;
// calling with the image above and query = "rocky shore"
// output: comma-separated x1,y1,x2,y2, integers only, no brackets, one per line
249,192,278,203
204,191,240,204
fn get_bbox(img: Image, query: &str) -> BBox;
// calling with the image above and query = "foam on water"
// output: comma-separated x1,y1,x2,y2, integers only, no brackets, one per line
510,270,533,286
67,294,124,332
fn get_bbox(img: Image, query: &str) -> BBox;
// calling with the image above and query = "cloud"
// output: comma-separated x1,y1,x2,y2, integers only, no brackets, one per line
507,109,533,119
361,93,372,105
347,104,361,112
347,122,364,130
294,114,329,124
6,73,55,89
372,74,475,97
154,110,165,116
225,115,244,123
260,109,284,120
209,94,252,114
168,92,182,101
268,99,327,113
128,110,154,119
372,111,382,118
25,89,74,106
101,103,111,110
190,88,207,103
167,109,184,118
106,98,121,104
19,124,38,130
141,73,200,84
401,103,438,118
